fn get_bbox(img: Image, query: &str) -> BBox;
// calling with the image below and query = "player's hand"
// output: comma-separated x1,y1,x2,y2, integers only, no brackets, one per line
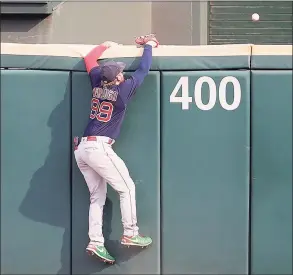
146,41,158,48
135,34,159,48
101,41,121,48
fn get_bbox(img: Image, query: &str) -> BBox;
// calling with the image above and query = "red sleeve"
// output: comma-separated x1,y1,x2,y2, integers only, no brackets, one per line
84,44,108,73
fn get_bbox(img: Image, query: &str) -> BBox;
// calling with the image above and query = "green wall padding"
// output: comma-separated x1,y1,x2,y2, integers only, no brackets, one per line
251,55,293,69
0,55,83,71
71,72,160,274
1,52,292,274
0,70,71,274
161,71,250,274
1,54,250,71
251,70,292,275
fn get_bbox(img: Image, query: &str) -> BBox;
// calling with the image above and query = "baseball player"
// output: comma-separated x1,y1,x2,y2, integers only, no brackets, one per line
74,34,159,264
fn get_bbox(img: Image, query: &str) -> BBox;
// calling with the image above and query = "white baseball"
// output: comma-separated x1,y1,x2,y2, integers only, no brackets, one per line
252,13,260,21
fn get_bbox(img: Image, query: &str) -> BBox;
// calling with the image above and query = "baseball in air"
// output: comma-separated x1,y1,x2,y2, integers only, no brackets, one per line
252,13,260,21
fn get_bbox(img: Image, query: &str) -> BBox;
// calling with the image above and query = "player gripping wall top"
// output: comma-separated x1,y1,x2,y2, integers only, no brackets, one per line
74,34,159,264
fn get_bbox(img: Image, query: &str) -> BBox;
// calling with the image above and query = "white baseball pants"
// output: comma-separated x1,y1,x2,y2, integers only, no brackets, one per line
74,136,139,246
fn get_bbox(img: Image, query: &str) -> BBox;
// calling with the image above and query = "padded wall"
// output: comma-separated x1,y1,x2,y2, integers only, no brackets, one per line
1,70,71,274
161,71,250,274
251,71,292,275
1,47,292,274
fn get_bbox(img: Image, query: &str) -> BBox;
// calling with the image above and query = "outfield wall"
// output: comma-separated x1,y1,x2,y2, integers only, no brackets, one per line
1,43,292,275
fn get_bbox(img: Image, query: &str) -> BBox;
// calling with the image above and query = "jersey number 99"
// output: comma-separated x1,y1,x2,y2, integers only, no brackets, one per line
90,98,113,122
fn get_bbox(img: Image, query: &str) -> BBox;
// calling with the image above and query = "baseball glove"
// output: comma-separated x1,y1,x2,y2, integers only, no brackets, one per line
135,34,159,47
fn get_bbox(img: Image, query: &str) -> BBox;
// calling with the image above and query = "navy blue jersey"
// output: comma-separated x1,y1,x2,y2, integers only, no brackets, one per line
83,44,153,140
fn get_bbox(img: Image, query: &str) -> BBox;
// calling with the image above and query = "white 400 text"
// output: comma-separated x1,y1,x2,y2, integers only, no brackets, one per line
170,76,242,111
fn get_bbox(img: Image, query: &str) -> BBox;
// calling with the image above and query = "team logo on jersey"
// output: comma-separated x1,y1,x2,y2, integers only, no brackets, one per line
93,87,118,102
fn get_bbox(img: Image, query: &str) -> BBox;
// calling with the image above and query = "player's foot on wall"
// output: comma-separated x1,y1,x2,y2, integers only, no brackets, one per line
121,234,152,247
86,243,115,264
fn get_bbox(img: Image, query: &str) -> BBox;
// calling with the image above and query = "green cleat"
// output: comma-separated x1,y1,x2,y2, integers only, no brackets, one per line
121,234,152,247
86,244,115,264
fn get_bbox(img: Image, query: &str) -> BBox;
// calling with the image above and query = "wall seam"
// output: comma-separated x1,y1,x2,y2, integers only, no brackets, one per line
248,45,253,275
0,15,2,272
159,71,163,275
69,71,73,275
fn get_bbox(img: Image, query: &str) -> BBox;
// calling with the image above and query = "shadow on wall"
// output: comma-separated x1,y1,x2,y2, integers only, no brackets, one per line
18,75,143,274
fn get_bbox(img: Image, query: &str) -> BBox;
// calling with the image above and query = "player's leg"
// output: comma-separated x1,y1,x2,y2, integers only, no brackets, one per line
74,149,115,263
104,147,152,247
83,141,152,247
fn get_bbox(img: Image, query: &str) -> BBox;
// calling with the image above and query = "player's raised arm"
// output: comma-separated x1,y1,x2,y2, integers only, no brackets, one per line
131,34,159,87
83,41,120,87
120,34,159,101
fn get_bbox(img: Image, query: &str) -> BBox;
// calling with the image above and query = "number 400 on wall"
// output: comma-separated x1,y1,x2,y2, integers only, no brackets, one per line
170,76,242,111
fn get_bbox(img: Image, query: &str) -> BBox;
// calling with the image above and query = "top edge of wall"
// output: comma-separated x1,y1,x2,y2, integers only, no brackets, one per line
252,45,292,56
1,43,254,58
251,45,292,69
1,43,292,70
